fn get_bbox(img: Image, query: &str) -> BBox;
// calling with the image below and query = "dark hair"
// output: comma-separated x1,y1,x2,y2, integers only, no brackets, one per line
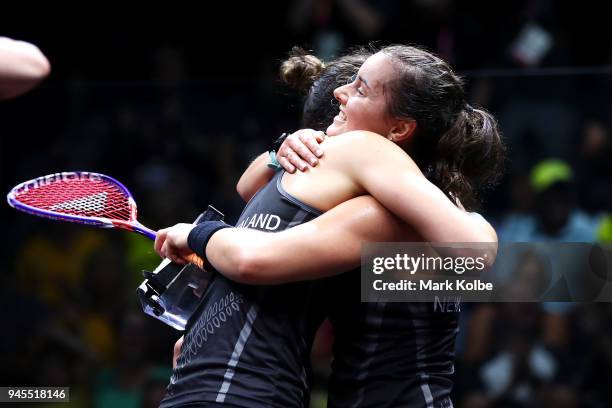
281,45,505,210
381,45,505,210
280,47,371,131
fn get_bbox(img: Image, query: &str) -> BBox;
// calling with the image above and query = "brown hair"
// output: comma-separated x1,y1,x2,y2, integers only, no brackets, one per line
280,47,325,91
280,47,371,131
381,45,505,210
280,45,505,210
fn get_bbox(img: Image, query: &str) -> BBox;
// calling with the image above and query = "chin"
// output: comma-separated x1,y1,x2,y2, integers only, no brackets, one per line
326,124,343,136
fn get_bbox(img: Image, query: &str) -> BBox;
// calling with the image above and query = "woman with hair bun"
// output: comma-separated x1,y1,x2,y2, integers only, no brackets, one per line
156,45,504,407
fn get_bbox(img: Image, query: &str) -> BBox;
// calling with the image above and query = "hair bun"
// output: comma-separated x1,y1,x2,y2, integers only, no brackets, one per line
280,47,324,91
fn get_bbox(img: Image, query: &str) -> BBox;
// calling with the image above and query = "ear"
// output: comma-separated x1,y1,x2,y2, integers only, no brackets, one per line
387,118,417,143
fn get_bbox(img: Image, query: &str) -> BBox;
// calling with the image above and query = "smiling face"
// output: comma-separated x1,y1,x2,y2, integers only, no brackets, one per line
326,52,399,137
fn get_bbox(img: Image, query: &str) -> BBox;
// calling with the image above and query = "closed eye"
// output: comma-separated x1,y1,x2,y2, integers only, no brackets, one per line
349,74,365,95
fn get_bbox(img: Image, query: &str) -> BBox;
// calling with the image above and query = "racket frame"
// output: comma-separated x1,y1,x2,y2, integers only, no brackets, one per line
7,171,156,240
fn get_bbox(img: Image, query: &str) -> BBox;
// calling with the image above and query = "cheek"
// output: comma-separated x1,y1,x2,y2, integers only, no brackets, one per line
347,103,381,131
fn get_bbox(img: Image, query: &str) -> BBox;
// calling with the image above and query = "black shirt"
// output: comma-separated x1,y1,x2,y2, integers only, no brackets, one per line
161,172,325,408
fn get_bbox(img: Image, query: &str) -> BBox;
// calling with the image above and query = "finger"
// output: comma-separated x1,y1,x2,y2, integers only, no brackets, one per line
172,255,189,265
301,132,324,159
293,142,319,166
278,144,304,170
313,131,325,144
277,156,296,173
295,134,321,165
165,245,184,265
285,149,309,172
161,239,178,263
160,240,169,259
154,229,167,257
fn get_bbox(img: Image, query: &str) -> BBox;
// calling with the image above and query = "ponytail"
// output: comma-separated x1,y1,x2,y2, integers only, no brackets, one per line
429,105,505,209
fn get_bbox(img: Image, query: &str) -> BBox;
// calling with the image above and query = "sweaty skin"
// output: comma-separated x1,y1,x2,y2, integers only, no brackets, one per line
156,51,497,284
156,131,497,284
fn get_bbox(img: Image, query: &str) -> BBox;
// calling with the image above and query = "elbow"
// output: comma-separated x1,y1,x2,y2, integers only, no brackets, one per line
482,246,497,269
483,230,499,269
479,240,498,270
236,180,251,202
230,247,269,284
0,56,51,101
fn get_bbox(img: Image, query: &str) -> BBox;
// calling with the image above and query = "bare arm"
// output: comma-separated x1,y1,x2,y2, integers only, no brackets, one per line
0,37,51,100
270,130,496,245
156,196,412,284
236,153,275,202
173,336,184,368
236,130,325,201
337,132,497,251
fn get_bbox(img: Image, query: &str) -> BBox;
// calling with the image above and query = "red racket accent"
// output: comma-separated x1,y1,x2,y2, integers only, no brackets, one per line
8,172,156,240
14,177,133,221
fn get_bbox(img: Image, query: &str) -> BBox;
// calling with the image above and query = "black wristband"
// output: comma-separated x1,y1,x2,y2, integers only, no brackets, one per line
187,220,231,271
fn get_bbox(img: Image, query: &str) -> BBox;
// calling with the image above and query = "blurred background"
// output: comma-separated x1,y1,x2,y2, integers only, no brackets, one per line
2,1,612,407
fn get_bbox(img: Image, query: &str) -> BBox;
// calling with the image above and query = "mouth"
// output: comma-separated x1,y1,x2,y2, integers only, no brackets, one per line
334,108,347,123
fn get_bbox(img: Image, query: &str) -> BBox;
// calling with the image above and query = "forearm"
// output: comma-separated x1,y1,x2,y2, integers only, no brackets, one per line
206,196,409,284
236,152,275,202
365,171,498,264
385,174,495,242
206,224,353,284
346,135,498,245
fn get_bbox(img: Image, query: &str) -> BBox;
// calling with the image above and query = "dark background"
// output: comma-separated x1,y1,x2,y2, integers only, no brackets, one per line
2,2,612,407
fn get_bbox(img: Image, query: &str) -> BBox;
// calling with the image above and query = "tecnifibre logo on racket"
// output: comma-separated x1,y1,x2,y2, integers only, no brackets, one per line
7,171,157,240
18,172,102,193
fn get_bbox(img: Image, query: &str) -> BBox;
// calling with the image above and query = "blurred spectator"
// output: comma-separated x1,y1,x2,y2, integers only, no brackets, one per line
498,159,598,242
94,311,155,408
2,10,612,407
496,159,598,308
287,0,397,59
574,121,612,214
15,227,109,305
141,367,173,408
460,303,578,408
597,215,612,243
577,304,612,407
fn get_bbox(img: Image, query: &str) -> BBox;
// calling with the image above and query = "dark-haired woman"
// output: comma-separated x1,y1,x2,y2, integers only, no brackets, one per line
156,45,504,407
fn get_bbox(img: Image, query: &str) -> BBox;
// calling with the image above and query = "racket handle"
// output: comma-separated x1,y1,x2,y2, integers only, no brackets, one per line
131,223,157,240
134,205,224,241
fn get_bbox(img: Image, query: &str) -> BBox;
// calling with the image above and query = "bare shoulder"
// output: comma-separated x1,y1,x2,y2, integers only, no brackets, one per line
321,130,392,148
321,131,421,173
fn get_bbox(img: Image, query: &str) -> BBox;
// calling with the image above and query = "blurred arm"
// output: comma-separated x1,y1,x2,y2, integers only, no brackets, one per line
236,152,275,202
0,37,51,100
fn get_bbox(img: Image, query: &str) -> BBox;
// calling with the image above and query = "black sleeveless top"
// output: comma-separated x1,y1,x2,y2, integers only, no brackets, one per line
321,271,459,407
162,171,459,408
160,171,325,408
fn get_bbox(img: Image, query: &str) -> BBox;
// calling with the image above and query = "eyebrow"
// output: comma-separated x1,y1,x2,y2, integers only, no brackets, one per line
358,75,370,89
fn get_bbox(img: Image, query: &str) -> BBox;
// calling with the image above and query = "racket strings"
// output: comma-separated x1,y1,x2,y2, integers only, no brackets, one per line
16,179,132,221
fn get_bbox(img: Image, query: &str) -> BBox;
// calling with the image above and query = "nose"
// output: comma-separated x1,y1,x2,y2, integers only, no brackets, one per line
333,83,349,106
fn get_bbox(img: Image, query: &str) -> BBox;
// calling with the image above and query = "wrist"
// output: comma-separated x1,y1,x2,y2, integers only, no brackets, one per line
270,132,289,153
187,220,231,271
266,150,282,171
